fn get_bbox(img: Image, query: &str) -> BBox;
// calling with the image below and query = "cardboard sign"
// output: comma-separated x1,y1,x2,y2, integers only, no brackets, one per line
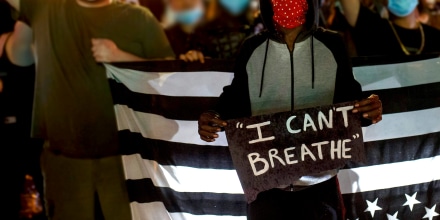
225,102,365,203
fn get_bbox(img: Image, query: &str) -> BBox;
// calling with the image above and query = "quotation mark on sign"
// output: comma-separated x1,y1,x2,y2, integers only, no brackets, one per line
236,122,244,129
352,133,360,139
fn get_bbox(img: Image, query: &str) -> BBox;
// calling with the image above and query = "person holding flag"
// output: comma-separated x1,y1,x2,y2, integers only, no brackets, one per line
198,0,383,219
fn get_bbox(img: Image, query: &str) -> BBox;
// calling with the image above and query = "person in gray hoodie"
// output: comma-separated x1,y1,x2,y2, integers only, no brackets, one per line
198,0,382,219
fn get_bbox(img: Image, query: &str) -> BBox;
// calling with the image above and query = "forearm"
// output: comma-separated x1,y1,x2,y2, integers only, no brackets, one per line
338,0,360,27
5,0,19,11
112,50,147,62
6,21,34,66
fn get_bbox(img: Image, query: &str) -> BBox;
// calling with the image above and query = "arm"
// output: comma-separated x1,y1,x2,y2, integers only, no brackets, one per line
5,0,19,11
91,38,148,62
6,21,34,66
338,0,360,27
329,30,382,124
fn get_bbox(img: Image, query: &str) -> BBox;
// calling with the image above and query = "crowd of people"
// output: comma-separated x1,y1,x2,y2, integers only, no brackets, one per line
0,0,438,219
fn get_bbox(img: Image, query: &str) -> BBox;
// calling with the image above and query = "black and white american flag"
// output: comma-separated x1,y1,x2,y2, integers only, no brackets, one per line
105,55,440,220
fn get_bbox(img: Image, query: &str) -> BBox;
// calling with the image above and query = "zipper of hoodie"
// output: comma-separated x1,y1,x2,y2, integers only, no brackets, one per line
289,48,294,112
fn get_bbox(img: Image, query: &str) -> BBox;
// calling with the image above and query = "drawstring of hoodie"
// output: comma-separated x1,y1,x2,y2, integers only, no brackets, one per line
311,33,315,89
259,38,270,97
259,32,316,98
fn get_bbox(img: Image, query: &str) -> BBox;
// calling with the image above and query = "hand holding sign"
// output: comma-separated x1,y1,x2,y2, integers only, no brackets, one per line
225,102,366,203
353,94,383,124
198,111,227,142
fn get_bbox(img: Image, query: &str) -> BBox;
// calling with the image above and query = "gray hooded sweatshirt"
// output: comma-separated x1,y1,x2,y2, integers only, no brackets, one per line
215,0,364,187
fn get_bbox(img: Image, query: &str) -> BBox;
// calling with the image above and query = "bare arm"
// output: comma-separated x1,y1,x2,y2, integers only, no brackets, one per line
6,21,34,66
91,38,148,62
6,0,20,11
339,0,360,27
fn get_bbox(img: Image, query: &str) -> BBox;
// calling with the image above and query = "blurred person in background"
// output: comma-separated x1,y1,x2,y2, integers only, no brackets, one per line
183,0,262,61
340,0,440,56
419,0,440,29
0,3,45,220
3,0,174,220
318,0,358,56
163,0,207,60
138,0,167,21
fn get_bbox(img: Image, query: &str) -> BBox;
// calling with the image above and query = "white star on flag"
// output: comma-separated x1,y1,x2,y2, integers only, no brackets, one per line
364,198,382,218
387,211,399,220
423,204,439,220
403,192,421,211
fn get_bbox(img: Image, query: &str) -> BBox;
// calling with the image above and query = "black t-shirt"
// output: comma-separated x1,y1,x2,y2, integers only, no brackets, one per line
165,25,196,57
192,10,255,60
352,6,440,57
0,48,36,136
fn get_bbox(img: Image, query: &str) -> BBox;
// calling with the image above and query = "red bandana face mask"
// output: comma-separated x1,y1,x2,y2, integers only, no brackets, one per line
271,0,308,29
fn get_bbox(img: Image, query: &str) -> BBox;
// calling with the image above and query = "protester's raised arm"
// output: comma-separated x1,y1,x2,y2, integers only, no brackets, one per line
5,0,20,11
338,0,360,27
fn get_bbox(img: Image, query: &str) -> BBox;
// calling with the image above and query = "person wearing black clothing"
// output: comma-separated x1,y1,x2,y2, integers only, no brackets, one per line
0,3,44,219
191,0,258,60
340,0,440,57
197,0,383,219
164,0,205,57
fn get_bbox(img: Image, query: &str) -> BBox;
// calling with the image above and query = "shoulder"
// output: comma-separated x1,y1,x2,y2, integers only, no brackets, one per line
312,27,351,65
422,24,440,35
112,3,156,21
313,27,345,48
235,31,269,64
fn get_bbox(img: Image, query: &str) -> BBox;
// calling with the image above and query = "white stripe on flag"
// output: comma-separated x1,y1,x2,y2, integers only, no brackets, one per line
115,104,440,146
130,202,246,220
353,57,440,91
169,212,247,220
130,202,172,220
362,107,440,142
123,154,244,194
105,64,233,97
338,155,440,194
123,153,440,196
115,104,229,146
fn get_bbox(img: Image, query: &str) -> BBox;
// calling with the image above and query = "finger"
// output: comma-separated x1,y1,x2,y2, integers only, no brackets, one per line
363,106,382,120
353,98,381,114
355,94,379,108
95,56,103,62
91,38,101,46
198,127,219,137
196,51,205,64
179,54,189,62
200,135,215,142
198,128,219,142
357,103,382,118
188,51,199,62
372,115,383,124
209,118,227,128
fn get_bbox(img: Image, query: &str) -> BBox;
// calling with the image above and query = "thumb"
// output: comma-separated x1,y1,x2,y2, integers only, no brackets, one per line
91,38,101,45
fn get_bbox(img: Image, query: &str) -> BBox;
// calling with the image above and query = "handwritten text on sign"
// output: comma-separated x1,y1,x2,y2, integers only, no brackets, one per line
224,102,365,203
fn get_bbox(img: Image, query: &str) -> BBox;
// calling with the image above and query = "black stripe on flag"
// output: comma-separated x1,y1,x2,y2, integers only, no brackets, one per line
344,132,440,168
361,82,440,115
119,130,234,169
110,79,218,120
